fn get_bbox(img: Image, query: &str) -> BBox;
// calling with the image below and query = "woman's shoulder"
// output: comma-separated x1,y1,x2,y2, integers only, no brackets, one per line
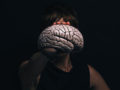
87,65,110,90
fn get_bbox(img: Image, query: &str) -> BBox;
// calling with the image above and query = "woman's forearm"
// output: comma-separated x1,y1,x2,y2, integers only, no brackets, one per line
18,52,49,90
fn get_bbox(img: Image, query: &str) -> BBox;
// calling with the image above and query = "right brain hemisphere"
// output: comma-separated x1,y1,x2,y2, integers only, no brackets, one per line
38,25,84,52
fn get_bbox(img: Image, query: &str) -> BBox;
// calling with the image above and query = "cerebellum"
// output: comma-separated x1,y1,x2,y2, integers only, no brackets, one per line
38,25,84,53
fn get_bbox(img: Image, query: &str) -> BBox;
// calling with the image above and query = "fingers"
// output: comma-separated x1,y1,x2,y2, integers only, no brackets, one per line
53,21,70,25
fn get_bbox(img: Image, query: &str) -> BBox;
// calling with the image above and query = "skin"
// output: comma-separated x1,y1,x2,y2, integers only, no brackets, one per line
19,19,110,90
42,48,72,72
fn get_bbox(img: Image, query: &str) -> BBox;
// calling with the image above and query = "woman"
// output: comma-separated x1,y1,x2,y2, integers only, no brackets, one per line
19,3,110,90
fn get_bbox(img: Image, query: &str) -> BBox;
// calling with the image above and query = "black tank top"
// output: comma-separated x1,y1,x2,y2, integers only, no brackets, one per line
37,59,90,90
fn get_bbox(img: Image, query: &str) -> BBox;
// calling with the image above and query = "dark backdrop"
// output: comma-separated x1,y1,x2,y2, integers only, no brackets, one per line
1,0,120,90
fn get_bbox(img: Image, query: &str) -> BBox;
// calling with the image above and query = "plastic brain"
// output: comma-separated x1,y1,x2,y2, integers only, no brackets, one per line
38,25,84,53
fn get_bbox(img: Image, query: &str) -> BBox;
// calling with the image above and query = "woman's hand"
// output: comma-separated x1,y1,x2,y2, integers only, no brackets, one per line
53,18,70,25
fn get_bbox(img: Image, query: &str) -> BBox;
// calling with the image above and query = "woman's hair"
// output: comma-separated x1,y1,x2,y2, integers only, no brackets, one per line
40,3,79,32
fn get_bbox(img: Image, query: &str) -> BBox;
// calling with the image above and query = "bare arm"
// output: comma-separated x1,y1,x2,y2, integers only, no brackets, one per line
88,65,110,90
18,52,49,90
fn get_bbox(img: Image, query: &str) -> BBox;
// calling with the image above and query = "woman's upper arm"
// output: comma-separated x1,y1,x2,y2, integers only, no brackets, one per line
88,65,110,90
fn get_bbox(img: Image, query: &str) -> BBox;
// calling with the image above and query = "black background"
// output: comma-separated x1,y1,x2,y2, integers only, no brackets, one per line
1,0,120,90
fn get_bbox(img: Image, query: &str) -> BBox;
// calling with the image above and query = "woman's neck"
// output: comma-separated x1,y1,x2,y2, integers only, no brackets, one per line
52,54,72,72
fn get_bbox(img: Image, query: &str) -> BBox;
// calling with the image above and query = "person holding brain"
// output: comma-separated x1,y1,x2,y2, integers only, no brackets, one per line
19,3,110,90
